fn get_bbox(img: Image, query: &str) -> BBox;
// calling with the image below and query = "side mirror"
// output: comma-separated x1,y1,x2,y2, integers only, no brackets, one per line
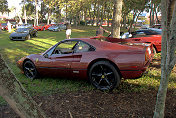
44,53,49,58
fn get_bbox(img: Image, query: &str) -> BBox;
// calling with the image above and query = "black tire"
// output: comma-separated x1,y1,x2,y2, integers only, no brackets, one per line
23,60,38,79
89,61,121,91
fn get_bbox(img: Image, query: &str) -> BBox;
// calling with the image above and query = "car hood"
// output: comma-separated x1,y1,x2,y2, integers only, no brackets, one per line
10,32,28,37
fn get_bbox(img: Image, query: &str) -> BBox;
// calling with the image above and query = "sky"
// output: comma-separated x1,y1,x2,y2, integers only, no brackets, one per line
7,0,21,9
6,0,22,18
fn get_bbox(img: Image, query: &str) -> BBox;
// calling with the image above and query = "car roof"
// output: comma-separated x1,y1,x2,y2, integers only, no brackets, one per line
64,38,142,51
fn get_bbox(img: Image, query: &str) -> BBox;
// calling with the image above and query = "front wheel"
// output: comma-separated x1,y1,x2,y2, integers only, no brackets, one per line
89,61,121,91
23,60,38,79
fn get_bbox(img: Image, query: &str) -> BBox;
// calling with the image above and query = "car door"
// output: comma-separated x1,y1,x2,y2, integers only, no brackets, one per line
70,41,95,79
38,40,78,77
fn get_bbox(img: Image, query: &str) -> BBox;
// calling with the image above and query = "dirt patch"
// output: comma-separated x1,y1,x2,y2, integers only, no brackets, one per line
0,90,176,118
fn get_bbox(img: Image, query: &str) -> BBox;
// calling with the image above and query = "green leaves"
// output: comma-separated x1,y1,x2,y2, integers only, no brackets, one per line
0,0,9,14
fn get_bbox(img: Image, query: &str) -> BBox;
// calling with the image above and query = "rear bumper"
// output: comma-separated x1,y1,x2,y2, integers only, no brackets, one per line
121,54,153,79
120,70,144,79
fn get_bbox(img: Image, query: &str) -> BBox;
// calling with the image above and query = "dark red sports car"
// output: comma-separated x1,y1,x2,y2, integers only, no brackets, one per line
17,38,154,91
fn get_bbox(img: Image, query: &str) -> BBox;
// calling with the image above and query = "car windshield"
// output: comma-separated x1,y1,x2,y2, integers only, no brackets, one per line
136,28,162,35
16,28,29,33
151,29,162,34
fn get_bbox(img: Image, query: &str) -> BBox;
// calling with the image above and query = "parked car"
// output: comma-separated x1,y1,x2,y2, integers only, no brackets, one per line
48,25,55,31
17,38,154,91
9,27,37,41
34,24,46,31
107,34,162,53
49,25,61,32
17,24,33,28
58,24,66,30
152,24,162,29
34,24,55,31
49,24,67,31
140,24,150,29
45,24,56,30
1,23,8,30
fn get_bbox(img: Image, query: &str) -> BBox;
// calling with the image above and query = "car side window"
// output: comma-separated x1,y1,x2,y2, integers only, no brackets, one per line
52,41,78,55
74,41,91,53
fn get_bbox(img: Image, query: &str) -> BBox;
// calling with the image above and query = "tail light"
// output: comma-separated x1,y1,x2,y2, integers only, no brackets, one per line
145,47,152,61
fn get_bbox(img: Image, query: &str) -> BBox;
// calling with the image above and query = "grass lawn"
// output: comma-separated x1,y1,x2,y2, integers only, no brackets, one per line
0,26,175,105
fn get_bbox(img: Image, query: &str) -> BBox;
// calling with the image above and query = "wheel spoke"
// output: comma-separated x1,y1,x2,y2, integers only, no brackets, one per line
104,78,111,86
29,70,34,77
25,67,30,70
92,73,102,77
98,78,103,85
105,72,113,76
100,65,104,73
30,68,35,71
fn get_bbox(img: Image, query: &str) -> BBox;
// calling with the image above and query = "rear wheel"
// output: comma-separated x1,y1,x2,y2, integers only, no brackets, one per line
89,61,121,91
23,60,38,79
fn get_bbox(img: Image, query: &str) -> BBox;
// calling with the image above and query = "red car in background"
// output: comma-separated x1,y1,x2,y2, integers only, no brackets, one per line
119,28,162,52
106,35,162,52
17,38,154,91
0,23,8,30
34,24,46,31
34,24,56,31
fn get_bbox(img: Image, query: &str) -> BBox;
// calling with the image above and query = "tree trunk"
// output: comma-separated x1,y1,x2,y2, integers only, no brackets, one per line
84,8,87,26
134,12,141,29
92,2,96,26
152,3,155,25
108,12,110,27
150,1,153,27
35,0,38,26
153,1,176,118
0,54,46,118
47,10,50,25
129,11,136,33
66,2,68,20
111,0,122,38
122,15,126,28
96,0,100,26
155,7,160,24
89,8,92,25
24,5,27,24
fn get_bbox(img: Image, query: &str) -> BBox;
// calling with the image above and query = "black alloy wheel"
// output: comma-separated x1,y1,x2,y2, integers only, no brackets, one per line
89,61,121,91
23,60,38,79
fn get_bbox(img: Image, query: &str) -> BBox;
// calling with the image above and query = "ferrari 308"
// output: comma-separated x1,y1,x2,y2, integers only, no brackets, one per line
17,38,154,91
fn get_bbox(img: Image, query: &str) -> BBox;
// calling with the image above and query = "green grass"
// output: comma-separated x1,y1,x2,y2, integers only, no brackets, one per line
0,26,175,105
